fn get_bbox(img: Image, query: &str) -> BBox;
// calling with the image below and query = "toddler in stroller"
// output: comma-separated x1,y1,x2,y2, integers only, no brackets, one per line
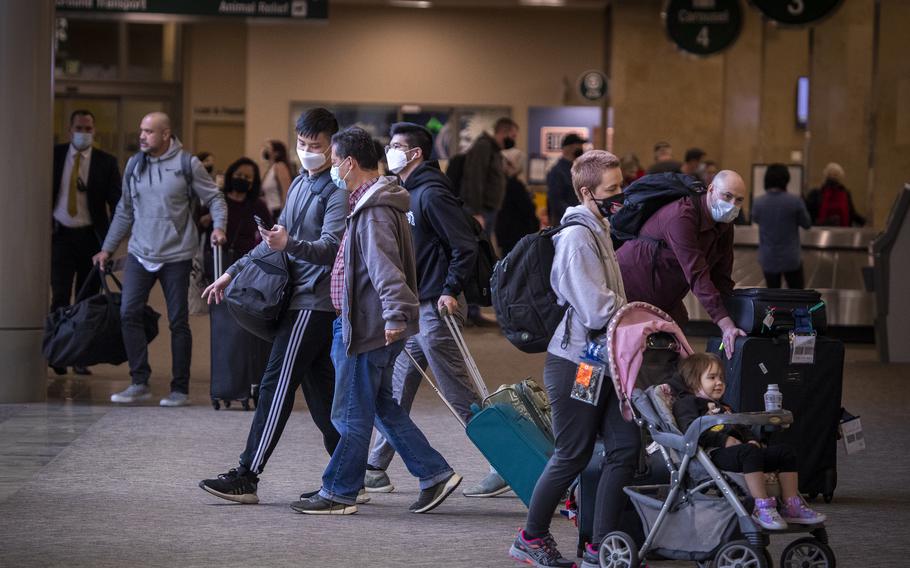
672,353,826,531
598,302,835,568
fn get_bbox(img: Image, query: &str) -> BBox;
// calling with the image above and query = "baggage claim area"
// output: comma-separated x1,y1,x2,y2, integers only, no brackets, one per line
2,1,909,567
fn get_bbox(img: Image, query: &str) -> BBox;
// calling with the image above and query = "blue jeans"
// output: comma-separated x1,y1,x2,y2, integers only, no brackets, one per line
121,254,192,393
319,318,454,505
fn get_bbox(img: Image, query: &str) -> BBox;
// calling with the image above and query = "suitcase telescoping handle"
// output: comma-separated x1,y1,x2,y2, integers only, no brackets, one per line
403,349,467,428
439,307,489,399
213,243,223,278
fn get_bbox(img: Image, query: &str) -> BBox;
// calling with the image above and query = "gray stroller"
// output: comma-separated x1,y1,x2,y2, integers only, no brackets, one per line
598,303,835,568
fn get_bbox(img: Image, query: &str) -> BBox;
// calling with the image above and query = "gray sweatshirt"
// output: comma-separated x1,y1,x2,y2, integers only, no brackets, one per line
102,137,227,264
548,205,627,364
226,168,347,312
341,176,420,356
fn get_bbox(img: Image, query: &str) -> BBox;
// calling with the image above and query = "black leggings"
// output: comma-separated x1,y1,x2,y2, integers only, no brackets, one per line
525,354,641,542
710,443,798,474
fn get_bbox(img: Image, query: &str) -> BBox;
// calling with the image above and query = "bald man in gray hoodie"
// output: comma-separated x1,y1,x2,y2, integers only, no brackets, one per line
94,112,227,407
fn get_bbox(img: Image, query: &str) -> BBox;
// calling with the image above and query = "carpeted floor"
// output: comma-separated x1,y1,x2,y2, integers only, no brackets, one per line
1,323,908,567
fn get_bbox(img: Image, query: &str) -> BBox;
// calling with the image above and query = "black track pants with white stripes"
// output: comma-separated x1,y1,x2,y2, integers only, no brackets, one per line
239,309,339,475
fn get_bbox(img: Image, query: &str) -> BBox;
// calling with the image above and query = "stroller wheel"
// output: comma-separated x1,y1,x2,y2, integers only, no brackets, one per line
780,537,836,568
713,540,769,568
598,531,639,568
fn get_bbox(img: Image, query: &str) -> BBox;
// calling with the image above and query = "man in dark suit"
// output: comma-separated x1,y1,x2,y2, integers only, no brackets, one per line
50,109,122,375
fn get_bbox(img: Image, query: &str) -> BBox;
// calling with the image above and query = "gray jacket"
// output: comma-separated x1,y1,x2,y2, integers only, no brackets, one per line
226,169,347,313
102,137,227,263
548,205,627,364
342,176,420,356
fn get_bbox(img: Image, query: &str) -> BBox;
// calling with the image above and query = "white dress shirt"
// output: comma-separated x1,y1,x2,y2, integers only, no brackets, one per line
53,144,93,228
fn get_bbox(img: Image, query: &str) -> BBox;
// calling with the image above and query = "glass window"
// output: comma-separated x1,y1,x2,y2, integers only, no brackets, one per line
55,18,119,80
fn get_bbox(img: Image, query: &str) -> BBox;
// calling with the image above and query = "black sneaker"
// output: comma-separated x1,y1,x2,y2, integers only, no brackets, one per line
290,494,357,515
408,472,463,514
509,529,576,568
199,468,259,504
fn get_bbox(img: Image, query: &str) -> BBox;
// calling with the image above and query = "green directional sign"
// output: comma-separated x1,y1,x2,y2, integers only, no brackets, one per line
55,0,329,20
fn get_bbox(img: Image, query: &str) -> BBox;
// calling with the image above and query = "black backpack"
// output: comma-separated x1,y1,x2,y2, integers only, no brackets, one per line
445,153,467,196
462,211,498,306
609,172,706,242
490,222,585,353
224,176,330,340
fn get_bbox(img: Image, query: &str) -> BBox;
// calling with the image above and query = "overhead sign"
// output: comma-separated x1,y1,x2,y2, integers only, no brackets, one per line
578,71,608,102
55,0,329,19
665,0,743,57
750,0,843,26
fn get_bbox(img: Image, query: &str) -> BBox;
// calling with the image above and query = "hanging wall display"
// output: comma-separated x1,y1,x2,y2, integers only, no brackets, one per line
750,0,843,26
664,0,743,57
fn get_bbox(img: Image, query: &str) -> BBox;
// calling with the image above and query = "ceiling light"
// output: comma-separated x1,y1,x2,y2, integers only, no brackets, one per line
520,0,567,6
389,0,433,8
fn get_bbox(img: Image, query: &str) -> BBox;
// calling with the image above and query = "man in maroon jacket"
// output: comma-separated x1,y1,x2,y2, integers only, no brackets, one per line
616,170,747,357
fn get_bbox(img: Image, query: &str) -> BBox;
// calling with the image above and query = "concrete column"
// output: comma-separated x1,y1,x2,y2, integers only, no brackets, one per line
0,0,54,402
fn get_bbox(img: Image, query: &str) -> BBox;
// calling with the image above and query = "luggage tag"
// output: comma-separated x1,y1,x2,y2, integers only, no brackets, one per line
571,358,605,406
761,307,776,332
789,331,816,364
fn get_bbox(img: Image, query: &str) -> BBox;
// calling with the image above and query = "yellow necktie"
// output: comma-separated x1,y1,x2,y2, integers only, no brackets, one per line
67,152,82,217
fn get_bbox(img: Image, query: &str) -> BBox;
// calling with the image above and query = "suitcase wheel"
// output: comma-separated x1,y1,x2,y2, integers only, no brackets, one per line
241,399,251,411
212,400,221,411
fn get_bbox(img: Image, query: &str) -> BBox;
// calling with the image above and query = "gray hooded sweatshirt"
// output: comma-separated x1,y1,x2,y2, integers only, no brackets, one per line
548,204,627,364
102,137,227,264
342,176,420,356
226,168,347,312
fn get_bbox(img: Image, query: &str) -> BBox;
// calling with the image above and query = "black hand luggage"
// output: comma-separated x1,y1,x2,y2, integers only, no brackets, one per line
724,288,827,335
210,246,272,410
707,335,843,502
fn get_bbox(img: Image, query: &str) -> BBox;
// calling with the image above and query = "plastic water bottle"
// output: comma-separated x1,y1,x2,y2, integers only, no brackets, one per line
764,384,783,412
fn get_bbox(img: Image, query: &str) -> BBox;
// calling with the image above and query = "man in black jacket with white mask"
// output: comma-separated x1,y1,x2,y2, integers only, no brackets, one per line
362,123,508,498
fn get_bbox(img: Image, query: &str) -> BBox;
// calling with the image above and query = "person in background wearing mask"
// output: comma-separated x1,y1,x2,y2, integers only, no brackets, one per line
261,140,293,220
196,152,216,178
751,164,812,289
546,133,586,227
361,122,498,496
646,140,682,174
681,147,706,179
702,159,719,185
459,116,518,326
496,147,540,255
49,109,122,376
198,108,346,505
616,170,748,358
805,162,866,227
93,112,228,406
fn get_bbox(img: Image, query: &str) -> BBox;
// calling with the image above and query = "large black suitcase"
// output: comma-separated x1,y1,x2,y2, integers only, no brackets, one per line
707,335,843,502
209,245,272,410
724,288,827,335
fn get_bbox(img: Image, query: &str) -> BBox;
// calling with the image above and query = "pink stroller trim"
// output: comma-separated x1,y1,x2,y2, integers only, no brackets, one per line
607,302,694,421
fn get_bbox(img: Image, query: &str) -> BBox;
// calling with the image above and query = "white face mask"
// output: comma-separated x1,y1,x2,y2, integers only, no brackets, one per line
710,193,740,223
71,132,93,151
297,148,327,171
385,147,413,175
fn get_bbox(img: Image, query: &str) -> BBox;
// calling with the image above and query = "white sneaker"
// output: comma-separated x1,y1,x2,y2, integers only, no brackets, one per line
110,384,152,404
159,392,189,407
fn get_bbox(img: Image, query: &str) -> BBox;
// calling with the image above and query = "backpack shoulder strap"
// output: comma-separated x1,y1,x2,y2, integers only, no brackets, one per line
180,151,194,200
124,153,142,193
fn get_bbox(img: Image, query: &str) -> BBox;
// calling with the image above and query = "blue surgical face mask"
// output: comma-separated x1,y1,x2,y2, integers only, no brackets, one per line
330,158,351,190
710,193,740,223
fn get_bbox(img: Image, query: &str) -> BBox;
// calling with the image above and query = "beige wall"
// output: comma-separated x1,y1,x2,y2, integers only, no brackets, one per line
244,5,605,160
181,22,247,158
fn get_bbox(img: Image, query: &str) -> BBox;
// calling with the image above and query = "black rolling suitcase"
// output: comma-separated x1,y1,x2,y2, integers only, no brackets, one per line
724,288,827,335
209,245,272,410
707,335,844,502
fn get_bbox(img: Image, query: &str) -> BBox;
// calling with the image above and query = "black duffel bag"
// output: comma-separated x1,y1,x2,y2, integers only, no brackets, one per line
43,266,160,367
724,288,827,335
223,250,292,341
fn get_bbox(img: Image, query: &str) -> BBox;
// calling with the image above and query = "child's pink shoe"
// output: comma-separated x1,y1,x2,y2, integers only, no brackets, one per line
781,496,827,525
753,497,787,530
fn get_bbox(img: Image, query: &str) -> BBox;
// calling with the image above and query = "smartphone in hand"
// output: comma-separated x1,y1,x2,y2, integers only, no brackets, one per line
253,215,270,230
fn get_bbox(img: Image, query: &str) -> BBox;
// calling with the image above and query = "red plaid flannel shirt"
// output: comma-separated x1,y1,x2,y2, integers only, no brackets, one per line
330,178,378,312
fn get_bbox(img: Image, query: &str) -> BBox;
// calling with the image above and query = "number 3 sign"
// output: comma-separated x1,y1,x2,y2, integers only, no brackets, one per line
750,0,843,26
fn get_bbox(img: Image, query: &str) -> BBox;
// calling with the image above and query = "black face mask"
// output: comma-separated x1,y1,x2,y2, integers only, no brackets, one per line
573,147,584,159
502,137,516,150
228,177,252,194
593,193,625,218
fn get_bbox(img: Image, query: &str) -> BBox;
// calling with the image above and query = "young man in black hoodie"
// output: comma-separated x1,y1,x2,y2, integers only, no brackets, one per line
362,123,508,497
